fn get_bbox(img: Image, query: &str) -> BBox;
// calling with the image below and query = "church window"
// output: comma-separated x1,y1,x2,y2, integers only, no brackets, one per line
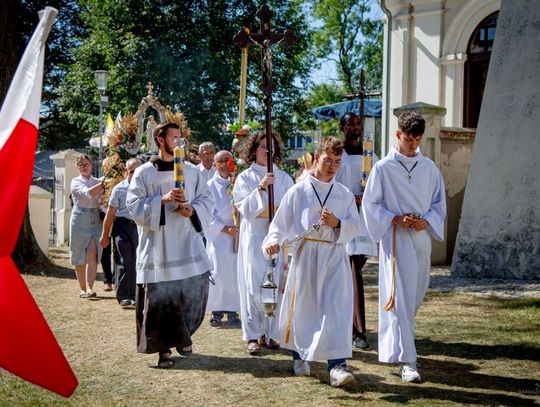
463,12,498,128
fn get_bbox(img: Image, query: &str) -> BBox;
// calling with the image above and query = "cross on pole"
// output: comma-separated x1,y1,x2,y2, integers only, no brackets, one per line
234,4,297,222
343,68,382,129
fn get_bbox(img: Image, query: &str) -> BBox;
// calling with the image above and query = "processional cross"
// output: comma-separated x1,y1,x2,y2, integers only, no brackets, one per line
234,4,297,221
343,69,382,129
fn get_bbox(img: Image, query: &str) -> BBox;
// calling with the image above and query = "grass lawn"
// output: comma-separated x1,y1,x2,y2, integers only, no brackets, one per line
0,251,539,406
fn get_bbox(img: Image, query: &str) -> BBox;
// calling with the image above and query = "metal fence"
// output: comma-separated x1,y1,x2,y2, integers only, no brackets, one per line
32,164,57,245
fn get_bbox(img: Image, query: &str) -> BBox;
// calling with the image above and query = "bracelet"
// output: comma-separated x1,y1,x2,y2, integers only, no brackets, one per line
258,184,266,192
334,219,341,229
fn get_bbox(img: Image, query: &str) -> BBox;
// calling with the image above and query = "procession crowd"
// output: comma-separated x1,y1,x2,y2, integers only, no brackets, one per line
68,110,446,388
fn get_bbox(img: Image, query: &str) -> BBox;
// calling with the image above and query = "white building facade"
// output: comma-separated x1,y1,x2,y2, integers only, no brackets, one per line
379,0,500,153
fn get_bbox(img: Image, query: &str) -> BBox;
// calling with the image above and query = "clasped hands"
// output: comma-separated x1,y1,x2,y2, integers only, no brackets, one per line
162,188,193,218
392,214,430,231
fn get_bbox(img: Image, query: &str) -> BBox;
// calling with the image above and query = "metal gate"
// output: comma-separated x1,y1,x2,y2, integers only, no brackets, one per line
32,164,57,245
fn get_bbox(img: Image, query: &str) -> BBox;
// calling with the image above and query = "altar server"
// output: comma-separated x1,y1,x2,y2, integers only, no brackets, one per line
206,150,241,327
263,137,361,387
362,111,446,382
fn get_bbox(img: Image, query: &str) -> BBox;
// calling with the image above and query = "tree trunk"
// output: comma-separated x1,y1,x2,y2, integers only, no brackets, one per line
11,208,50,271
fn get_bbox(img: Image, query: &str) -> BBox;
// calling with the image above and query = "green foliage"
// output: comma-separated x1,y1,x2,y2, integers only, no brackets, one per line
308,0,383,93
307,82,344,107
57,0,314,151
13,1,85,149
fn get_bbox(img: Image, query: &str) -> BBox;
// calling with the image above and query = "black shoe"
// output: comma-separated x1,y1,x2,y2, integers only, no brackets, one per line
228,315,241,327
353,333,370,349
119,299,131,307
209,314,222,327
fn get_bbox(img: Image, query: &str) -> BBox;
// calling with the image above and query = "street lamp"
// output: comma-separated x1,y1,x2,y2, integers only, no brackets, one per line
94,69,109,176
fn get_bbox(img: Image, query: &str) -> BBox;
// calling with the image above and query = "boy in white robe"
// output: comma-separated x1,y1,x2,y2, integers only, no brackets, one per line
126,122,214,368
206,150,241,327
362,111,446,382
263,137,361,387
233,132,294,354
334,112,378,350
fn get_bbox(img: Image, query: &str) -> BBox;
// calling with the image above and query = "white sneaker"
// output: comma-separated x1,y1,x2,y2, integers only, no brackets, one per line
293,360,310,376
329,364,355,387
400,362,421,382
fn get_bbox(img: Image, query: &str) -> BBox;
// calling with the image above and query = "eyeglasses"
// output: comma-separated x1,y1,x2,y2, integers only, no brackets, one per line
322,158,341,167
215,159,229,164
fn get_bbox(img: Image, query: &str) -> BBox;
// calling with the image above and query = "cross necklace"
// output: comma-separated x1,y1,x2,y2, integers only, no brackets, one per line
398,161,419,183
311,183,334,213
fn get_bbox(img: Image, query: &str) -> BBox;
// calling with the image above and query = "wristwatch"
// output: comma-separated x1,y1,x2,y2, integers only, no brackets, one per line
258,184,267,192
335,219,341,229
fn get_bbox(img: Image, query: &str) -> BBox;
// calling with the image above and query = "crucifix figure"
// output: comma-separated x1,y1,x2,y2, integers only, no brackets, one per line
234,4,298,222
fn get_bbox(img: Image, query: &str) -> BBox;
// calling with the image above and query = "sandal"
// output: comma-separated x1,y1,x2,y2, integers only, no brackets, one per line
266,339,280,350
158,350,175,368
176,345,193,356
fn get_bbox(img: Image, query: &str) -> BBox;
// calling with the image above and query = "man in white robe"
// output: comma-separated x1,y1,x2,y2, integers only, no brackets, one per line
362,111,446,382
206,150,241,327
233,132,294,354
126,122,214,368
263,137,361,387
335,112,378,350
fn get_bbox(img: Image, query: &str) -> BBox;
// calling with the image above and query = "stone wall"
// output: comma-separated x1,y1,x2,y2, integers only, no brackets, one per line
452,0,540,279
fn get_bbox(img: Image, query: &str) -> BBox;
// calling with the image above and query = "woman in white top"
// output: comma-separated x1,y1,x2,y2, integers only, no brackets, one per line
70,154,104,298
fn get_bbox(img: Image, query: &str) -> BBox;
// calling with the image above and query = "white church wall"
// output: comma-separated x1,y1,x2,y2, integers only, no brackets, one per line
381,0,500,153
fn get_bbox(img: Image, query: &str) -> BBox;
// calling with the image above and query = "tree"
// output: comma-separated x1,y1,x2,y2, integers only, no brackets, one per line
298,82,344,135
308,0,383,93
58,0,314,150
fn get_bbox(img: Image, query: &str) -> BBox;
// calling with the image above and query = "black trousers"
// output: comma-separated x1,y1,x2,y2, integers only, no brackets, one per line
112,217,138,302
351,254,368,336
99,211,113,284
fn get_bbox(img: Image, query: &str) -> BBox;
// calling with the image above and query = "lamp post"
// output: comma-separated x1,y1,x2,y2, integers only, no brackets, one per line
94,69,109,176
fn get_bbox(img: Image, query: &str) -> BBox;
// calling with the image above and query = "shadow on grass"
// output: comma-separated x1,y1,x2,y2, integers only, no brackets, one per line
330,380,539,406
159,353,538,405
351,343,539,404
492,297,540,309
22,263,76,280
148,353,300,377
416,338,540,362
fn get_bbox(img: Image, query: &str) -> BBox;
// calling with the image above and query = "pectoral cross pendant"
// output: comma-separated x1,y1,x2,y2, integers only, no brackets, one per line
398,161,419,185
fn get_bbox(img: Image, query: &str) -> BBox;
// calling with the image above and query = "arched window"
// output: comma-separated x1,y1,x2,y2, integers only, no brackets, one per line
463,12,498,128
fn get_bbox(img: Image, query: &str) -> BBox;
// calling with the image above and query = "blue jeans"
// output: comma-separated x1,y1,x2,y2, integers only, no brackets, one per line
291,351,346,372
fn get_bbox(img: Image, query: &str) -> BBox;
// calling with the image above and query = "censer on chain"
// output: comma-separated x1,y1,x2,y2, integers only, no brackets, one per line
260,257,278,317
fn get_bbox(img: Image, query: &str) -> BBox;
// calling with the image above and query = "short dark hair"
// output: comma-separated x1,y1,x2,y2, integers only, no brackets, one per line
398,111,425,136
153,122,180,148
317,136,343,156
241,132,283,166
339,112,359,129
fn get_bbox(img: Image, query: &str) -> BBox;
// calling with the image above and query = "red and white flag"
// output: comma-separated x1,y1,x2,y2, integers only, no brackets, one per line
0,7,78,397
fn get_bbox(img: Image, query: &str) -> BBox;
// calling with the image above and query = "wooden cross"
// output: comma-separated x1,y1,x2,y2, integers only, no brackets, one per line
233,4,298,222
343,69,382,130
